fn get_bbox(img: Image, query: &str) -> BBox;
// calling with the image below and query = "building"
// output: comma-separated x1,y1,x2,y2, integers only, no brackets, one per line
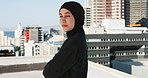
0,57,137,78
20,35,26,56
24,41,59,56
0,31,5,46
20,25,45,56
14,23,23,46
0,31,12,46
15,23,22,39
101,19,125,34
23,25,44,43
101,19,148,34
112,0,124,19
84,0,91,28
86,34,148,67
112,59,148,78
84,0,92,7
85,18,148,66
87,0,148,26
124,0,148,25
84,27,104,34
91,0,112,24
84,6,91,28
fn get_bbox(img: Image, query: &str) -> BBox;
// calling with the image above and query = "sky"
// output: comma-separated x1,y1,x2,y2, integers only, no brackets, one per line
0,0,84,31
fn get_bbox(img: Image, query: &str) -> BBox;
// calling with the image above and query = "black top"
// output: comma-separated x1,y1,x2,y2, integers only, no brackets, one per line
43,1,88,78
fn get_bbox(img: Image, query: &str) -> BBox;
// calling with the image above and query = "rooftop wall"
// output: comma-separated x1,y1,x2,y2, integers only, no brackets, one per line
0,56,137,78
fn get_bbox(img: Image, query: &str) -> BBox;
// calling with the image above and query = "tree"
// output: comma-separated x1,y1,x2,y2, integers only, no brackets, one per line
136,18,148,27
15,46,20,51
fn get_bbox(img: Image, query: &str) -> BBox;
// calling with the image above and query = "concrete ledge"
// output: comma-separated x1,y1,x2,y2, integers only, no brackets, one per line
88,61,138,78
0,56,53,74
0,71,44,78
0,56,139,78
0,62,46,74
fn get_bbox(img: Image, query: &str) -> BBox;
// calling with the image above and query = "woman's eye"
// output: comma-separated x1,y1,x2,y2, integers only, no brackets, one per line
65,15,70,17
59,15,63,18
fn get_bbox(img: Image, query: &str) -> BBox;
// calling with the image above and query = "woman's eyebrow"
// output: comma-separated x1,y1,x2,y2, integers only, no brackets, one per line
59,12,71,15
65,12,71,14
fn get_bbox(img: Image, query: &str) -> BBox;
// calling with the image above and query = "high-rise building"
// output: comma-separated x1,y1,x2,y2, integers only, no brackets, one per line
91,0,112,24
0,31,5,46
4,36,8,46
84,7,91,28
14,23,23,46
112,0,124,19
84,0,92,28
20,35,26,56
124,0,148,25
84,0,92,7
0,31,16,46
88,0,148,26
15,23,22,38
124,0,130,26
23,25,44,43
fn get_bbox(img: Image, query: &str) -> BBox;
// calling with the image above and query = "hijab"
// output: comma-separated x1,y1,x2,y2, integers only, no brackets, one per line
59,1,85,38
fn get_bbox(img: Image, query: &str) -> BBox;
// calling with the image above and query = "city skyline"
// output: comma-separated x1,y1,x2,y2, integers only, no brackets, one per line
0,0,84,31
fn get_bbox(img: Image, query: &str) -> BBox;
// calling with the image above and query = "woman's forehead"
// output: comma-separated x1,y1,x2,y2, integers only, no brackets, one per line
59,8,72,14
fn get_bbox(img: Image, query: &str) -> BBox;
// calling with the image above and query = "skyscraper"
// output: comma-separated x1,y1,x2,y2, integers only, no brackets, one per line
112,0,125,19
85,0,148,27
15,23,22,39
0,31,4,46
84,0,92,28
124,0,148,25
14,23,23,46
84,6,91,28
91,0,112,24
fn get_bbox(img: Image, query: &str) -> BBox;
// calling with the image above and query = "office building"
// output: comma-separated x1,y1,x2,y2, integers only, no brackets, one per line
14,23,23,46
86,34,148,66
124,0,148,25
84,0,92,7
0,31,4,46
91,0,112,24
20,35,26,56
15,23,22,38
112,0,124,19
23,25,44,43
24,41,59,56
0,32,10,46
84,6,91,28
86,18,148,66
87,0,148,26
84,0,92,28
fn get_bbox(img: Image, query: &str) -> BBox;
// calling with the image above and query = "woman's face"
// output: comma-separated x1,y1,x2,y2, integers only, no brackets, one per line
59,8,75,32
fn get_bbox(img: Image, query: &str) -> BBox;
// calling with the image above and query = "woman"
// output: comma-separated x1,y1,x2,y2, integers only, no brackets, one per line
43,1,88,78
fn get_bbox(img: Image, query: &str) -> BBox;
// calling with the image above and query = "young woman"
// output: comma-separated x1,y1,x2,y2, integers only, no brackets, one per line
43,1,88,78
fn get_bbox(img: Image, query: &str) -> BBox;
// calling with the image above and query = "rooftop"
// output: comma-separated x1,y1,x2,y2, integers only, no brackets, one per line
0,56,137,78
112,59,148,78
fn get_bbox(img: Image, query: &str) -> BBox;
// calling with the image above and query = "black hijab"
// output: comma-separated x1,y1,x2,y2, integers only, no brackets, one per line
59,1,85,38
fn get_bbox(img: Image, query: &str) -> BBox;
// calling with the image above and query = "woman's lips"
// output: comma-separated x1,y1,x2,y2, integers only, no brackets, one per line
62,25,68,27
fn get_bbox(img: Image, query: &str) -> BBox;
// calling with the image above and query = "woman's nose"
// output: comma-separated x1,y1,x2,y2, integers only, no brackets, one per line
62,17,66,23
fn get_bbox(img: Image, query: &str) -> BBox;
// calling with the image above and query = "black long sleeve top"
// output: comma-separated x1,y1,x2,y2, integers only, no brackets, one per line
43,30,88,78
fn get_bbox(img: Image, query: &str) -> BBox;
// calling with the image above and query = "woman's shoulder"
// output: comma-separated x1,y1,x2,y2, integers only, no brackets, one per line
69,33,86,44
